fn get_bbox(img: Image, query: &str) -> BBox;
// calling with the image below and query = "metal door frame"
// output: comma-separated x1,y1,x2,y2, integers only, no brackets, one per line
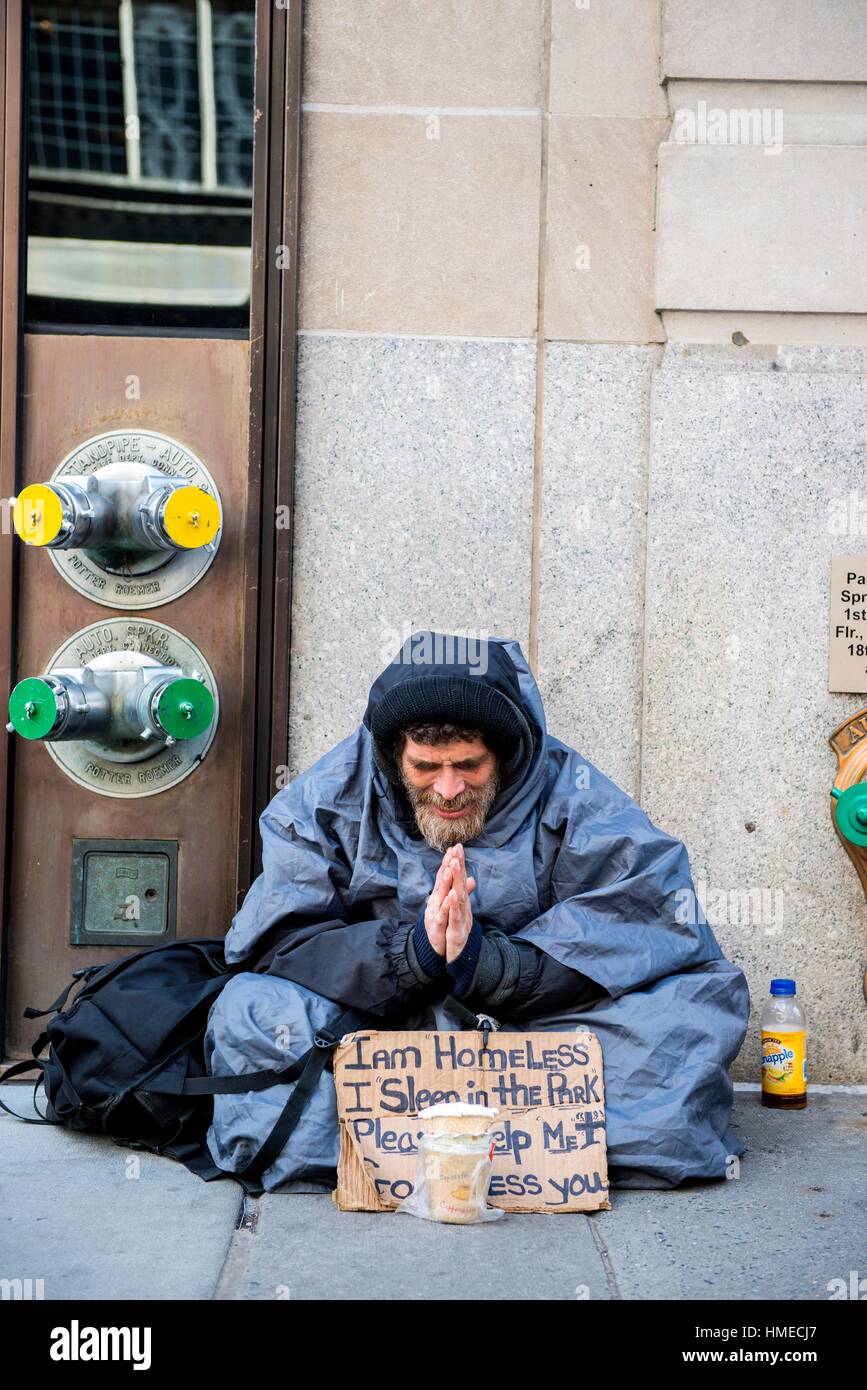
0,0,303,1050
239,0,303,897
0,0,25,1059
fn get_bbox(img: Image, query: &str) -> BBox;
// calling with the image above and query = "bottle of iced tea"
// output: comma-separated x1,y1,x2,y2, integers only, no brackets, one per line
761,978,807,1109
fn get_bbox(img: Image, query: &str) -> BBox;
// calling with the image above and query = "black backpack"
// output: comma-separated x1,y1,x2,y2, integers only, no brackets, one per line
0,938,371,1195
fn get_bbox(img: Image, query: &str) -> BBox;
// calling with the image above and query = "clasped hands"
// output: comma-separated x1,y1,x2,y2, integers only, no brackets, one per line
423,842,477,965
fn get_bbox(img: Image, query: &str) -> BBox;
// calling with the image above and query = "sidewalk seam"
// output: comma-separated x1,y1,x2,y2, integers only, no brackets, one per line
587,1214,623,1301
212,1192,259,1301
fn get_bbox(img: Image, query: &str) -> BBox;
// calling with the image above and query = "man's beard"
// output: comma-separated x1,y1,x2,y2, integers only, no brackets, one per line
399,766,501,852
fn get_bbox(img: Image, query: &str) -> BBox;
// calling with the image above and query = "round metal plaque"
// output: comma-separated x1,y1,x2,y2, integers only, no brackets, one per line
45,430,222,609
42,618,219,798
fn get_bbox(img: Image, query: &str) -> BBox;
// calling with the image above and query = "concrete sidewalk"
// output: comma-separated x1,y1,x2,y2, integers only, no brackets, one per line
1,1087,865,1301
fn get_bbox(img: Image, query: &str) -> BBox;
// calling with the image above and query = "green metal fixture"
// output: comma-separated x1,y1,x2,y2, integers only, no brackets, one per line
831,782,867,847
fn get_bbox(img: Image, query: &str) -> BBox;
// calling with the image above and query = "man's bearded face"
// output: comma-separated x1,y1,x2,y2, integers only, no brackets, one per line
397,734,500,852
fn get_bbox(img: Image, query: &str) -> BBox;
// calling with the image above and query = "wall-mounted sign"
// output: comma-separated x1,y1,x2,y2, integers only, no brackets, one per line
829,556,867,692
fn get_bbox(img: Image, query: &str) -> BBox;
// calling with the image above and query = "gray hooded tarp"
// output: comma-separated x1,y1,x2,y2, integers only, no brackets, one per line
205,633,750,1191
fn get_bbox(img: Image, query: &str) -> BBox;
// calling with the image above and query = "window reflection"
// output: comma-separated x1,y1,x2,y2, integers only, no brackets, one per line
26,0,255,331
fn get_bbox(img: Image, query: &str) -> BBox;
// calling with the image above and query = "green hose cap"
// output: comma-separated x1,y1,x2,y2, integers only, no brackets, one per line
8,677,61,740
831,782,867,846
155,678,214,740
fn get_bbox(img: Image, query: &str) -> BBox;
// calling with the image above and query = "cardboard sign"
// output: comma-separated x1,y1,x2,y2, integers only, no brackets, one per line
333,1029,610,1214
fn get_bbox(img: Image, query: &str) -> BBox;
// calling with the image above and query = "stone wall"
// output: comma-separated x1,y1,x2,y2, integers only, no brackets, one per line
289,0,867,1081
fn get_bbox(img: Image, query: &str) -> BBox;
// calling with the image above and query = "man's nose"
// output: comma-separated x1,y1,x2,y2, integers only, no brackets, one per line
434,769,466,801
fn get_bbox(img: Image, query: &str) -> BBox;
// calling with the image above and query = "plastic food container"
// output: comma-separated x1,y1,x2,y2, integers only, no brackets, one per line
398,1102,503,1225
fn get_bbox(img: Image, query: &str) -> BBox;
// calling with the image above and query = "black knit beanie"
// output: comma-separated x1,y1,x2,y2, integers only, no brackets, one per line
362,631,536,792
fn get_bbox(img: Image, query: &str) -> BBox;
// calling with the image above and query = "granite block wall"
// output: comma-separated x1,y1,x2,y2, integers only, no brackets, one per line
644,346,867,1082
287,0,867,1079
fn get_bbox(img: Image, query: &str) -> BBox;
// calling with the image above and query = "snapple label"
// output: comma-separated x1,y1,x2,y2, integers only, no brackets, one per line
761,1030,807,1097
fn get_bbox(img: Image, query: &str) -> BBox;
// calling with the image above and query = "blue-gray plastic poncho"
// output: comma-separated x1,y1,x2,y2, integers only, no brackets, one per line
205,635,749,1191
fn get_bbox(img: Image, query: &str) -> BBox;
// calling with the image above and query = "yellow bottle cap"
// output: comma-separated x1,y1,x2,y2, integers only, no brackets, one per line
13,484,64,545
162,486,220,550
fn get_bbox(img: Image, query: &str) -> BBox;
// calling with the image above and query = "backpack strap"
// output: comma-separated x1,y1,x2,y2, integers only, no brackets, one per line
134,1005,373,1189
445,996,500,1050
154,1056,308,1097
0,1059,54,1124
233,1006,372,1186
21,965,102,1019
3,998,373,1192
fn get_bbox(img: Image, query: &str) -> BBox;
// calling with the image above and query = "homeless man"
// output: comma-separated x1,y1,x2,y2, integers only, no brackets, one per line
205,631,750,1191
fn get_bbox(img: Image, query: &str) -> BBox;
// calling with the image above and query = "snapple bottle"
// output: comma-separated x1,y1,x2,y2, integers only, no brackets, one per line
761,978,807,1109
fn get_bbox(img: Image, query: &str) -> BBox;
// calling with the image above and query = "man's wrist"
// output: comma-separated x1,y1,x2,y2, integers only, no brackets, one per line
446,919,483,998
409,909,447,981
449,929,520,1007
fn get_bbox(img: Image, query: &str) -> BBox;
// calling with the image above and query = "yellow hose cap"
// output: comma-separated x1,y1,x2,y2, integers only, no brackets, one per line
162,486,220,550
13,484,64,545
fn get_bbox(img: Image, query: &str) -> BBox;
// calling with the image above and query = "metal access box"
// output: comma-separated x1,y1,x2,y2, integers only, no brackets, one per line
70,838,179,948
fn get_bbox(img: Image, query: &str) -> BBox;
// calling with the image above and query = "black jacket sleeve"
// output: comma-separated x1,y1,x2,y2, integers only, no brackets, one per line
455,929,609,1022
245,909,605,1025
248,911,449,1021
